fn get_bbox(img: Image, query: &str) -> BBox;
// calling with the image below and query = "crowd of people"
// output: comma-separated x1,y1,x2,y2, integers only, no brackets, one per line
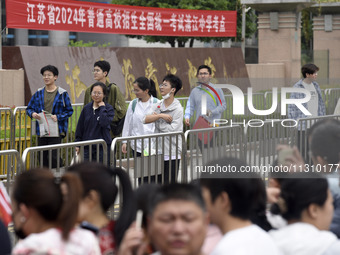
0,118,339,255
2,61,339,254
25,61,326,175
25,61,227,173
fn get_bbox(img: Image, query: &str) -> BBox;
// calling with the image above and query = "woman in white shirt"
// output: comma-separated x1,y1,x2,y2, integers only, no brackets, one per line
122,77,159,156
11,168,100,255
270,173,340,255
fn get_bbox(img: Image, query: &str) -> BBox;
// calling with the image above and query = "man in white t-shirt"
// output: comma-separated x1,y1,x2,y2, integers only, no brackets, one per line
200,157,280,255
288,63,326,161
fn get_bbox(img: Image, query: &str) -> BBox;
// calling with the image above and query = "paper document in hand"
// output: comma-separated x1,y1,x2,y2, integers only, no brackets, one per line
38,112,59,137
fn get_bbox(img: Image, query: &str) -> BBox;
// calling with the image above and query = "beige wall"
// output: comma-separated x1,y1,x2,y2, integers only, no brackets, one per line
313,14,340,83
0,69,25,107
246,63,286,92
258,12,301,85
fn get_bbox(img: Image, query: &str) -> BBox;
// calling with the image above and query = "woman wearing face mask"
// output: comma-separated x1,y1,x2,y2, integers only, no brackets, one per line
11,168,100,255
121,77,159,156
75,82,114,164
143,74,183,183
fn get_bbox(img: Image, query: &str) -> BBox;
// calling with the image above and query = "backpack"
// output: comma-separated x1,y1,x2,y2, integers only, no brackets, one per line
131,97,158,113
107,83,127,136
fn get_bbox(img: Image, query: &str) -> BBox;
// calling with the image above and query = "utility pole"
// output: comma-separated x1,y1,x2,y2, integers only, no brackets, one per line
241,4,246,59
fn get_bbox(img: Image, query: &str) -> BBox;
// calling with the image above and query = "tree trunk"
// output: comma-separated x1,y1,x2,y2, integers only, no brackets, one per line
178,41,185,47
169,40,175,47
189,38,194,48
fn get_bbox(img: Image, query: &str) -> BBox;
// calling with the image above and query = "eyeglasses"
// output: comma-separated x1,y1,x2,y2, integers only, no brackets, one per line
159,83,169,88
91,92,103,96
92,69,102,73
198,72,209,76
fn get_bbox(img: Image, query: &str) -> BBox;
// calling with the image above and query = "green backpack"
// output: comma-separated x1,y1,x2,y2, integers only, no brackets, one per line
131,97,159,112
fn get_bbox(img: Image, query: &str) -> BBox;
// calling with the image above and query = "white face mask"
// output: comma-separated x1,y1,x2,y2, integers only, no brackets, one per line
162,91,171,100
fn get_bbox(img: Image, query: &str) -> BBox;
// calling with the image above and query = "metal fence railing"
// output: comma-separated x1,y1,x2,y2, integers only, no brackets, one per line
2,88,340,152
184,125,244,180
0,149,23,192
243,115,340,172
325,88,340,115
65,103,84,143
12,106,34,156
295,115,340,164
111,132,186,187
0,108,13,151
1,88,340,182
22,139,107,171
1,114,340,190
244,119,297,173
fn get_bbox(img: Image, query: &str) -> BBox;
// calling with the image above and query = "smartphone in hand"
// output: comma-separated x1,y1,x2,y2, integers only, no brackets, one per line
136,210,143,230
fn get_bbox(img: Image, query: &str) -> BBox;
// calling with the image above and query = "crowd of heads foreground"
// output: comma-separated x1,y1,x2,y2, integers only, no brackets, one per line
0,118,339,255
2,62,340,254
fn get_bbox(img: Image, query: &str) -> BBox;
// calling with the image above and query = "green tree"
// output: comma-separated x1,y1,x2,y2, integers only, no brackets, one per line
68,40,111,47
111,0,256,47
301,1,338,58
301,10,312,51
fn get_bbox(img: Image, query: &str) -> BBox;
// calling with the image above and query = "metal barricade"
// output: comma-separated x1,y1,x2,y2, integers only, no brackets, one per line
0,108,13,151
245,92,266,120
222,94,233,120
325,88,340,115
12,104,84,152
22,139,108,172
12,106,34,156
264,91,284,120
223,92,278,122
65,103,83,143
244,119,296,173
321,89,326,104
0,149,23,192
111,132,186,188
184,125,244,181
295,115,340,163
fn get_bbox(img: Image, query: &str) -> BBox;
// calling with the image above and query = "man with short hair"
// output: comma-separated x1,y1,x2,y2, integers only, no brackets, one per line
84,60,127,137
185,65,226,126
27,65,73,168
148,183,209,255
200,157,280,255
288,63,326,161
288,63,325,121
144,74,183,183
117,183,209,255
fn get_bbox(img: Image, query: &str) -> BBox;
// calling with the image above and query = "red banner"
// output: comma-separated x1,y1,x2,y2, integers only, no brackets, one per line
5,0,237,37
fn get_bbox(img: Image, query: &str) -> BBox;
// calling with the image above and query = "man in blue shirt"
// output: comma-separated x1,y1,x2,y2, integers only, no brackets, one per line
26,65,73,168
185,65,226,126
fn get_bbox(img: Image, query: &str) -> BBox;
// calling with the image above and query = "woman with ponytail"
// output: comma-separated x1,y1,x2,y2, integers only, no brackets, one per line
11,168,100,254
67,162,136,255
270,173,340,255
121,77,160,157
